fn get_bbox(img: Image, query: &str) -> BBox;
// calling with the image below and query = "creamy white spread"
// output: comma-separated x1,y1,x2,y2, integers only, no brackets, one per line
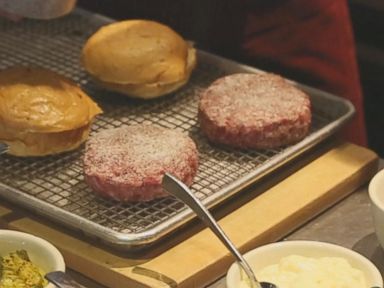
239,255,367,288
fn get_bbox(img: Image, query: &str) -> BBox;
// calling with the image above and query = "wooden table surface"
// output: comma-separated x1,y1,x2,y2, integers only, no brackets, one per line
0,141,380,287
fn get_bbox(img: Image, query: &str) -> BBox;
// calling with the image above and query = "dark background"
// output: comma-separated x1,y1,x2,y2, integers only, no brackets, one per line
78,0,384,157
349,0,384,157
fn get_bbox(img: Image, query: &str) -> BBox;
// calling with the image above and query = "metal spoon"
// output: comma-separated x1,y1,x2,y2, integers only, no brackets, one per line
45,271,87,288
0,143,9,155
162,173,278,288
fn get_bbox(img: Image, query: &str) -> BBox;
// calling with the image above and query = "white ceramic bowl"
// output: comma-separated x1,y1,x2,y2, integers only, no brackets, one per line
0,229,65,288
226,240,383,288
369,168,384,250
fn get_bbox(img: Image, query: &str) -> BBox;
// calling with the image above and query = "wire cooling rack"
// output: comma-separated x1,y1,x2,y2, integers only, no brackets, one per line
0,9,354,250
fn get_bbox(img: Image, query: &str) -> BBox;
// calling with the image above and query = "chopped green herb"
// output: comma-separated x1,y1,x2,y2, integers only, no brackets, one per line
0,250,48,288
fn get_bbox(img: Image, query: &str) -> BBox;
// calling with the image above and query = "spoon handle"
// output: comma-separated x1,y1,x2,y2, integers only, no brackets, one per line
45,271,87,288
162,173,261,288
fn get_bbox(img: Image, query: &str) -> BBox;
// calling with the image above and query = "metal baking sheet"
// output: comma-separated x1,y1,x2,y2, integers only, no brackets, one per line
0,9,354,250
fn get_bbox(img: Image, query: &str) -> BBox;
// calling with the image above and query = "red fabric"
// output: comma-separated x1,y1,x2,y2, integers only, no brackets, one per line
241,0,367,146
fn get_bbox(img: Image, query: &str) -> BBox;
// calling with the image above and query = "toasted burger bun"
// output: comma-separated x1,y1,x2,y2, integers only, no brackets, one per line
0,66,102,156
82,19,196,99
96,45,196,99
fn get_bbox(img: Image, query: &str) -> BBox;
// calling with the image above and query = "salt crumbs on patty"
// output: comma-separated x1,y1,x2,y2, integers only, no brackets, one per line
198,73,312,149
83,125,199,202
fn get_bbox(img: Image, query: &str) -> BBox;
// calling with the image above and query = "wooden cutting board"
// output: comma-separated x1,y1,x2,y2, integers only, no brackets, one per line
0,141,379,288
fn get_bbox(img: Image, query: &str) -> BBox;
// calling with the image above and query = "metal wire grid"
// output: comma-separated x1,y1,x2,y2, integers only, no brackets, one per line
0,12,336,239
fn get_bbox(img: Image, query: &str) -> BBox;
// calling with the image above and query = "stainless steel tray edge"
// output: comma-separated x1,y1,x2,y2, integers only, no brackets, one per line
0,52,354,250
0,9,355,250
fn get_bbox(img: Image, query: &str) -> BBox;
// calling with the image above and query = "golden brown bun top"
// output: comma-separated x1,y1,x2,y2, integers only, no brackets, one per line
0,66,102,133
82,19,191,85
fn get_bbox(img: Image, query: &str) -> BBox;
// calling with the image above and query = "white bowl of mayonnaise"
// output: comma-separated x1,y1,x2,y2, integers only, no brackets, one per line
226,240,383,288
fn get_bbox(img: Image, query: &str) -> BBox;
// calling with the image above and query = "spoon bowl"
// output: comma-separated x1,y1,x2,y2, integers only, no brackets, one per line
162,173,277,288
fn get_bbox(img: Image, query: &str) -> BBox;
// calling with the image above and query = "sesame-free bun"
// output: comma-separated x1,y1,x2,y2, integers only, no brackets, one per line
82,19,196,99
0,66,102,156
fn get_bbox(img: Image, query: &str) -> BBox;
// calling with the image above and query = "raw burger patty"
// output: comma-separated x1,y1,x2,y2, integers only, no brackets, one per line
198,73,312,149
83,125,199,202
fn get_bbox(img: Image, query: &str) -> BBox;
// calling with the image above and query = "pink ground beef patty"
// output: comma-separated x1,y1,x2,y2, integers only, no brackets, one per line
198,73,312,149
83,125,199,202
